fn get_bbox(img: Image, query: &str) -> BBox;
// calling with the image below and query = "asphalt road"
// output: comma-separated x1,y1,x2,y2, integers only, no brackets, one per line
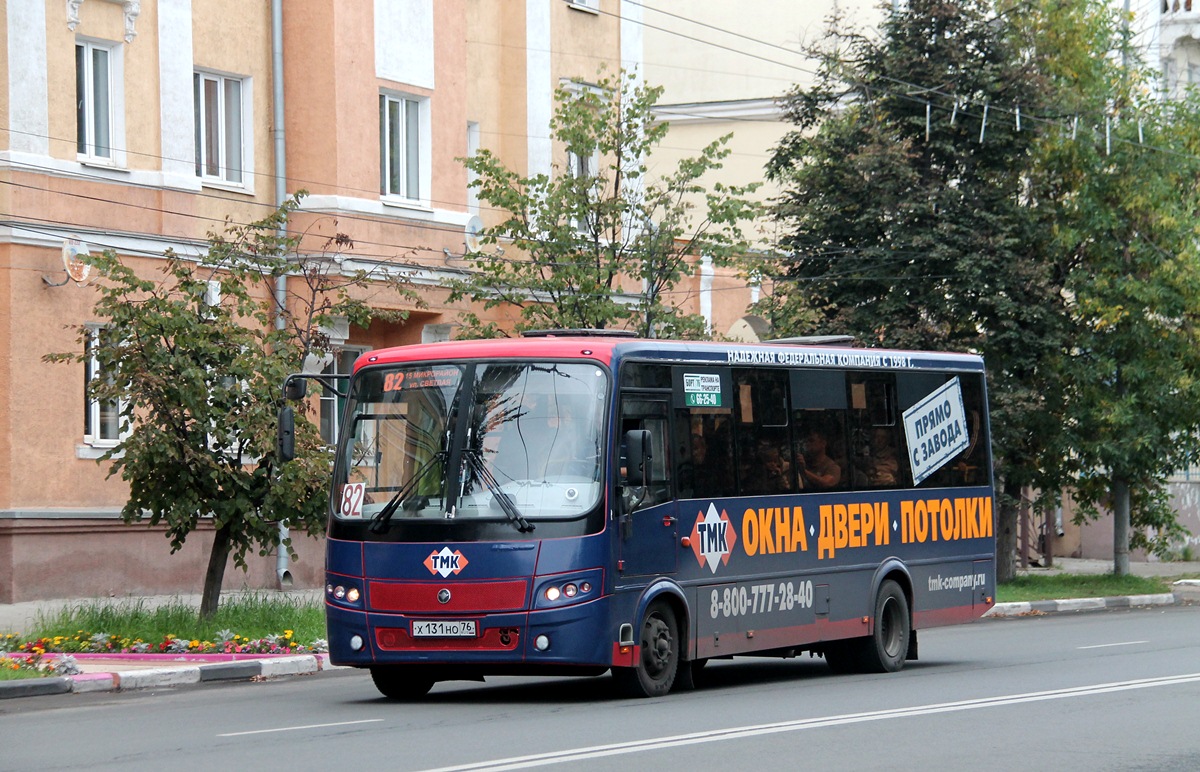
3,606,1198,771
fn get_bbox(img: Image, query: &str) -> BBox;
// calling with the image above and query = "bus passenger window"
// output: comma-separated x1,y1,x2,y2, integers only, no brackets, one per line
618,400,671,511
847,375,909,490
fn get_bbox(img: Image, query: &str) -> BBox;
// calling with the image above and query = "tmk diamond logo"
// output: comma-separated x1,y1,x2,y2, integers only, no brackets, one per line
690,503,736,574
424,547,468,578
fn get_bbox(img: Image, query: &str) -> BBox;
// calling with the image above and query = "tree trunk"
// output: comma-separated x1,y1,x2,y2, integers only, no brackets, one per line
996,478,1020,583
200,521,235,620
1112,476,1130,576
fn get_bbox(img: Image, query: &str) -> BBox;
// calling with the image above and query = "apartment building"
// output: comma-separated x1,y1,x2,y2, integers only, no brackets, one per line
0,0,645,602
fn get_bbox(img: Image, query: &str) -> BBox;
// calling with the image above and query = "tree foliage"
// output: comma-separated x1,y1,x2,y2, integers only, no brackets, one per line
763,0,1200,575
451,70,763,338
46,197,419,616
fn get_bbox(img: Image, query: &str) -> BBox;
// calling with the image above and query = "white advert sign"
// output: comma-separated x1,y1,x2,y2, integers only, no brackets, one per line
902,377,970,485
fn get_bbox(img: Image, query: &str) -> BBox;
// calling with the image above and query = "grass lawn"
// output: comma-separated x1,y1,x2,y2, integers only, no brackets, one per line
0,661,47,681
6,594,325,649
996,572,1191,602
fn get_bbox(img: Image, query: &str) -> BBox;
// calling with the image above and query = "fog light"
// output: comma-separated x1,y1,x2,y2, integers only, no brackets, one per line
545,586,561,602
563,583,578,598
349,635,364,651
326,584,334,596
334,586,346,600
346,587,360,603
580,582,592,594
535,635,550,651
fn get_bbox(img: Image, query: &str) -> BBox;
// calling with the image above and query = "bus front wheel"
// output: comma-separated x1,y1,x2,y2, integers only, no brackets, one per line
370,666,435,700
613,601,678,698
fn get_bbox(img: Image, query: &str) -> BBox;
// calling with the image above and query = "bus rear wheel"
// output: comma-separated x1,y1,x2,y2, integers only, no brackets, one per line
613,601,678,698
823,580,910,674
370,666,435,700
862,580,910,673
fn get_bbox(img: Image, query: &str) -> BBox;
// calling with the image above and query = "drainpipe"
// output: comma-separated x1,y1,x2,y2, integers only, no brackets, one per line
272,0,292,589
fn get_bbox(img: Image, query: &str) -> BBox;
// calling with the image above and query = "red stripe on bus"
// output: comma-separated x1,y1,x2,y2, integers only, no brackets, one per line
369,580,529,612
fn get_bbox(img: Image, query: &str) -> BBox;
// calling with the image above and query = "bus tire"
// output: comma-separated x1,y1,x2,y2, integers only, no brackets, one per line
859,579,910,673
613,601,678,698
369,666,435,700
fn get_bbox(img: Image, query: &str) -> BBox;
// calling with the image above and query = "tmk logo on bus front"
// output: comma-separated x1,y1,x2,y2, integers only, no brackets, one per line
691,503,737,573
424,547,469,578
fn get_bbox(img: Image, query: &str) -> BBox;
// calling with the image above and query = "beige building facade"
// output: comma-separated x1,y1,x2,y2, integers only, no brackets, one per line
4,0,732,602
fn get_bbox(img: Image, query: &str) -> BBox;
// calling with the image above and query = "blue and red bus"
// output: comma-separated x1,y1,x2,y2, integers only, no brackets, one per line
285,331,995,698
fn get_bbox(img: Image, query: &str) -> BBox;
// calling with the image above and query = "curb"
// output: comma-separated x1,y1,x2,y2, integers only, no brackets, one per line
985,592,1178,617
0,653,328,700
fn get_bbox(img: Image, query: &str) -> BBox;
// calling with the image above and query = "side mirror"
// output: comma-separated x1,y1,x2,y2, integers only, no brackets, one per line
277,406,296,462
283,376,308,400
624,429,653,487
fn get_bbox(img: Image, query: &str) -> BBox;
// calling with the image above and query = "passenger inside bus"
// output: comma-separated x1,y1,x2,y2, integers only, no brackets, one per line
742,439,794,494
866,427,900,487
796,429,841,490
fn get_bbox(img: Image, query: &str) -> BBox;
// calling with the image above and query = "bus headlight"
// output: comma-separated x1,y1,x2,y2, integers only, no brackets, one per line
328,583,362,605
536,569,602,608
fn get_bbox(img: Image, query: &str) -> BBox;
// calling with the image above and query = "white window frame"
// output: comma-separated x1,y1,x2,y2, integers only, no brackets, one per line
194,70,250,186
379,91,430,204
566,0,600,13
567,148,601,234
321,347,368,446
83,326,126,448
75,38,125,166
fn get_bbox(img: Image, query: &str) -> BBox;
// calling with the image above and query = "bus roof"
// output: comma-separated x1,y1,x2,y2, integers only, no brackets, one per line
354,335,986,374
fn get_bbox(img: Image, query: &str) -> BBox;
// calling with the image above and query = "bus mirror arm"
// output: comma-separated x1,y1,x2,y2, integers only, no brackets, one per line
282,372,349,401
277,406,295,462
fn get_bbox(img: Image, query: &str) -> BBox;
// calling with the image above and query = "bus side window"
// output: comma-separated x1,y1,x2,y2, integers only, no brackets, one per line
848,375,909,490
733,368,795,495
675,410,735,499
619,400,671,511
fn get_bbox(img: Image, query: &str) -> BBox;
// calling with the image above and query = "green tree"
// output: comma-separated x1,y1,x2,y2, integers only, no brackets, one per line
763,0,1066,580
764,0,1200,576
47,197,418,617
1034,90,1200,574
451,70,763,338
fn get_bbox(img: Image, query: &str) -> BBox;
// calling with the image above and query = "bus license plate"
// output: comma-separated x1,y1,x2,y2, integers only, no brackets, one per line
412,620,477,638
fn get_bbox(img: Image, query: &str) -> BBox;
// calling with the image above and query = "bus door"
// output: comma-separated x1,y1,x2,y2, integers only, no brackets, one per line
617,397,678,576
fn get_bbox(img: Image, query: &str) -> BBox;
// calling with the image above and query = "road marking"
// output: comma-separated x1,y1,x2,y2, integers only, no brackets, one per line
1077,640,1149,650
419,673,1200,772
217,719,384,737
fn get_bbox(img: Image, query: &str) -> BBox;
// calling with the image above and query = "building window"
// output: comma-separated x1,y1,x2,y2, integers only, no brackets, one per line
194,72,245,184
380,93,423,200
76,40,115,161
84,328,124,446
568,148,600,233
566,0,600,12
321,348,366,445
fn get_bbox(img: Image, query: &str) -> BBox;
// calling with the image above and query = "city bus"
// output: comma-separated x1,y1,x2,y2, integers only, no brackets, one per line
281,331,995,699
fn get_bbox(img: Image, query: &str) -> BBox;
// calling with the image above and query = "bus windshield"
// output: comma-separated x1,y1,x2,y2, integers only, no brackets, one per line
333,361,607,527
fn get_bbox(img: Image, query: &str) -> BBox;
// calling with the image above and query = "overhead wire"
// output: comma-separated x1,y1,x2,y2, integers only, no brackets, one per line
5,0,1190,290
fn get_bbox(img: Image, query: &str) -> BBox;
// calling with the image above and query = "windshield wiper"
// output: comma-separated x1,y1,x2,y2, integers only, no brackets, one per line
369,452,445,534
466,450,534,533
